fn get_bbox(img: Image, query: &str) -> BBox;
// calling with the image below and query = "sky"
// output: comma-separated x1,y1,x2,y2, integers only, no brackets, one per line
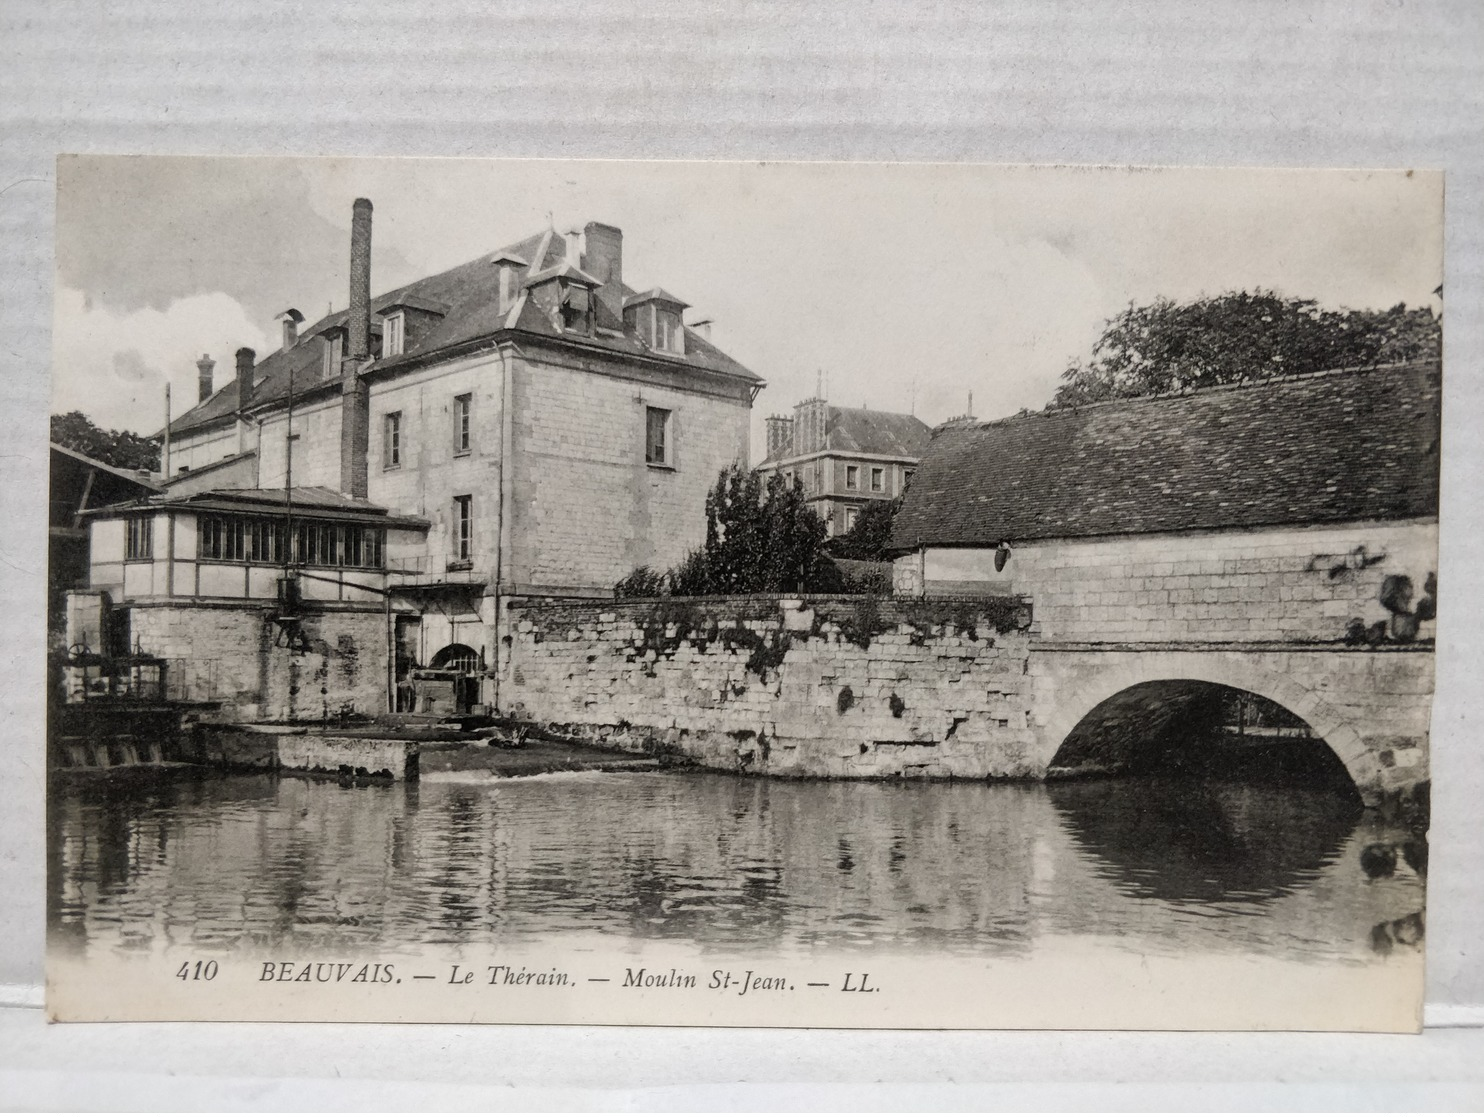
53,157,1443,456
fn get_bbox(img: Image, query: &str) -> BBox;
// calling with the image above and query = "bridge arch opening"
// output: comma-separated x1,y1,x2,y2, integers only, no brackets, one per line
1048,679,1361,801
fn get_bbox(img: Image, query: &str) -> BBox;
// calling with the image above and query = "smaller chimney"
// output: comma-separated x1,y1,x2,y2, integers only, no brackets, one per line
235,347,256,410
277,308,304,352
196,353,216,403
765,415,794,457
562,228,585,267
690,318,712,341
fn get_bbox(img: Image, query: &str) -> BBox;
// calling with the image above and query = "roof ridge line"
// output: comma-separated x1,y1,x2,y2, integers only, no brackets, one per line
951,358,1438,431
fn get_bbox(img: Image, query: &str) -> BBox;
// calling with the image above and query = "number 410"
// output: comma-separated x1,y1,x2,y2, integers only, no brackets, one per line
176,960,218,981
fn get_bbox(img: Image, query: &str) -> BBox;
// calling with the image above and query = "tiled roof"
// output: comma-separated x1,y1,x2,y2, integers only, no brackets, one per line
890,361,1441,551
165,226,759,438
761,405,933,464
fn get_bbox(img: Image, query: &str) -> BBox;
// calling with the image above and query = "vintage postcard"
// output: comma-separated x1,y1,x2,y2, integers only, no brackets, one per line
46,157,1438,1030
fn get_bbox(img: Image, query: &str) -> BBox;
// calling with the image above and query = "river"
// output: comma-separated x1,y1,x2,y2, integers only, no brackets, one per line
48,768,1425,967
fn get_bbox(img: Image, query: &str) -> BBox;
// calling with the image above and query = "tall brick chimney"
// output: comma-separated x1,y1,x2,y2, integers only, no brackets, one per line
196,353,216,404
583,221,623,321
765,415,794,457
234,348,255,410
339,198,373,498
347,199,373,364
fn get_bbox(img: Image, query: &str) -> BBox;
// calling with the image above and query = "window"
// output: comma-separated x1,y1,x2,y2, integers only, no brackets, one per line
871,467,885,493
384,412,402,469
322,332,343,380
844,507,860,532
655,308,682,353
198,515,244,561
454,394,472,455
560,281,593,334
198,514,382,569
453,495,473,561
645,407,671,466
845,465,859,490
783,469,794,486
125,516,153,561
903,468,915,489
382,312,405,357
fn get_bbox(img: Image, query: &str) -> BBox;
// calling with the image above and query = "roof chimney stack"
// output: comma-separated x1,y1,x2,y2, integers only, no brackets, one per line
765,414,794,458
347,199,373,366
234,347,255,411
277,308,304,353
196,353,216,404
583,221,623,323
794,394,829,456
690,318,712,341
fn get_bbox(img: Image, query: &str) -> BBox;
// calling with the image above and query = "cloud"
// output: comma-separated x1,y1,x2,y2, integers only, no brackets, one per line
52,286,271,433
55,156,419,330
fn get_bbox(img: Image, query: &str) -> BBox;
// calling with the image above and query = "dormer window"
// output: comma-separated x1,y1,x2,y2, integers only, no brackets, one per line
655,308,681,353
624,288,690,355
373,295,447,358
560,280,593,335
321,330,344,380
383,311,406,357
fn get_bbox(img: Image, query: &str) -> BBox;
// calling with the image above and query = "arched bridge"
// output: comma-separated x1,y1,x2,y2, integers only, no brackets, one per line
1027,642,1433,806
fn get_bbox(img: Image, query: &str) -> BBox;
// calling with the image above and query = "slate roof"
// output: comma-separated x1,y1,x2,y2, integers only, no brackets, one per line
761,406,933,464
889,361,1441,551
49,442,162,491
165,226,760,439
86,486,430,529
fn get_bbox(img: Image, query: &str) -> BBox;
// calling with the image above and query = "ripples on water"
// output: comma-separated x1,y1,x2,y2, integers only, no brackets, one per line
48,770,1425,964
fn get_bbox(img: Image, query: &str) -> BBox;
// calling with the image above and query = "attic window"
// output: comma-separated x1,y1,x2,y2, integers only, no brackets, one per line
560,281,593,335
383,311,406,358
654,307,682,354
322,332,343,380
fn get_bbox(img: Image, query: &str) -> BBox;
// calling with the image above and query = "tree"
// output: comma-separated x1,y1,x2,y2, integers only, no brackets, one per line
1049,291,1440,408
826,496,902,561
614,464,838,597
50,411,160,471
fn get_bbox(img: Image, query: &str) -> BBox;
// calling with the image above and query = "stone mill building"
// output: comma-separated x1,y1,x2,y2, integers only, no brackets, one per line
77,200,762,719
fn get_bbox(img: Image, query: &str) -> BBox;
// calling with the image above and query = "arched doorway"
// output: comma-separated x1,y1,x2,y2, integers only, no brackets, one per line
412,643,483,715
429,643,481,674
1048,679,1359,796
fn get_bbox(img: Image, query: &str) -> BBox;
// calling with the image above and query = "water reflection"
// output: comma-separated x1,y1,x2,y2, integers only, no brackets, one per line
49,770,1424,964
1046,778,1361,905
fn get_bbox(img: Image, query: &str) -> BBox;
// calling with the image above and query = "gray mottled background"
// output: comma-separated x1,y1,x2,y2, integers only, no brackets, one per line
2,0,1481,1107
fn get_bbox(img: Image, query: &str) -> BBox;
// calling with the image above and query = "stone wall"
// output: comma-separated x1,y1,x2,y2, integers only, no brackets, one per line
128,601,389,721
896,519,1438,646
167,422,244,474
507,346,753,591
499,594,1038,778
258,394,343,491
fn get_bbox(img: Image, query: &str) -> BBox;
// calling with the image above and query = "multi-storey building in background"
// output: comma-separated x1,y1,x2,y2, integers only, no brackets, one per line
77,200,761,718
755,394,930,535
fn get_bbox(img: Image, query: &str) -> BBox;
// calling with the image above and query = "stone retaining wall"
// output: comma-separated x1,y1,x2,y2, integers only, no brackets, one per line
128,602,389,721
498,594,1039,778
